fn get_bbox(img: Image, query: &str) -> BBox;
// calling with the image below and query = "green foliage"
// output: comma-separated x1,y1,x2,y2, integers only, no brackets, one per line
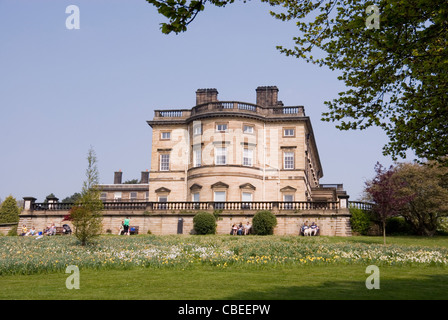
7,228,18,236
349,207,372,235
393,162,448,236
61,192,82,204
252,210,277,235
69,147,104,245
193,212,217,235
386,217,414,235
0,196,20,224
123,179,139,184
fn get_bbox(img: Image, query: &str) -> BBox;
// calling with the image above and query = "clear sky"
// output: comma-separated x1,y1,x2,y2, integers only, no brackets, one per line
0,0,414,204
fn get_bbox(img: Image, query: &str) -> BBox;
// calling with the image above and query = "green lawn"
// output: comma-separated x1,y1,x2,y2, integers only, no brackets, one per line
1,264,447,300
1,235,447,300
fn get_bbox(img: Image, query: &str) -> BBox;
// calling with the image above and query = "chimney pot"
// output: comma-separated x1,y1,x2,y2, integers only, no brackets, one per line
256,86,279,107
114,171,123,184
140,171,149,184
196,88,218,105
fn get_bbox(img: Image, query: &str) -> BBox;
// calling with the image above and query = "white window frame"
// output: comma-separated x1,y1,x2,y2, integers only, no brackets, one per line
161,131,171,140
160,154,170,171
193,125,202,135
158,196,168,209
284,129,295,137
215,147,227,165
283,194,294,209
216,123,228,132
114,192,122,202
284,151,294,170
243,148,253,167
192,193,200,202
193,147,202,167
130,192,137,201
243,125,254,134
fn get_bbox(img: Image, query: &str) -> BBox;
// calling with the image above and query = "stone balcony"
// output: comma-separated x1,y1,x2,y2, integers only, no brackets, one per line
150,101,306,124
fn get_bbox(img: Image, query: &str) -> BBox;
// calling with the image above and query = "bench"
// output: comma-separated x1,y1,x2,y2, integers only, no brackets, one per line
55,227,71,235
120,226,139,235
129,226,139,235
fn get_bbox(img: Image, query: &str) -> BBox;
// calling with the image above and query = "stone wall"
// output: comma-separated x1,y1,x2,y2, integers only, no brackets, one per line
0,223,18,235
18,208,352,236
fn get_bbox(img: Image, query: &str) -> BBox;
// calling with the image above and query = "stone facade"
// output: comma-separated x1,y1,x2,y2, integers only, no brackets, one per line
18,85,352,236
147,86,348,204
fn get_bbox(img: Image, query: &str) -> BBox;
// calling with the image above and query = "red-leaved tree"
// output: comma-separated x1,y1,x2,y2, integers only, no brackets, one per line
365,162,414,244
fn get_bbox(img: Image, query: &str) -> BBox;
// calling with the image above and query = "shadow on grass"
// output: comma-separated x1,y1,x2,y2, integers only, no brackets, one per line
223,274,448,300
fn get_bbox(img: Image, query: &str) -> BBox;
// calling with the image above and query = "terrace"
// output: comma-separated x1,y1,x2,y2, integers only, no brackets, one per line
151,101,306,124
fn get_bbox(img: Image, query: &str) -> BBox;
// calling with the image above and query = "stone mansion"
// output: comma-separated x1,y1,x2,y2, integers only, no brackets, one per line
146,86,347,205
19,86,352,236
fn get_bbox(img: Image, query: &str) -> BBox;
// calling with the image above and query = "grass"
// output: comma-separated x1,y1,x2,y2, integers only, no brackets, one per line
1,264,447,300
0,235,447,300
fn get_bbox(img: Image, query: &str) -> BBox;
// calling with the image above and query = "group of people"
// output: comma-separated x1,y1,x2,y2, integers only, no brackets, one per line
20,224,38,237
230,222,251,235
20,223,72,238
118,217,131,235
300,221,319,236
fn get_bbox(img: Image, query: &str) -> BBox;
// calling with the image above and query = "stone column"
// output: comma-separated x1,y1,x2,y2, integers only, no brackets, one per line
23,197,37,212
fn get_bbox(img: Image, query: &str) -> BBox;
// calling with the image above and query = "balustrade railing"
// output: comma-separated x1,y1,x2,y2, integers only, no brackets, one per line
30,201,340,212
348,201,374,211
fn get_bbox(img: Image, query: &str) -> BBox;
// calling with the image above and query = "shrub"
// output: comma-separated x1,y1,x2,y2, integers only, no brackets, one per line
386,216,414,235
349,207,372,235
252,210,277,235
0,196,20,224
193,212,217,235
7,228,17,236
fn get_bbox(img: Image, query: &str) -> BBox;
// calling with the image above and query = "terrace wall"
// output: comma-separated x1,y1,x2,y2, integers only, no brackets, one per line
18,200,352,236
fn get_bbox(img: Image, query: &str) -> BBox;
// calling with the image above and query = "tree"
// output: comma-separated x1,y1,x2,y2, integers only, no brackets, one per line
364,162,412,244
0,196,20,224
394,162,448,236
145,0,448,164
68,147,104,245
123,179,139,184
61,192,82,204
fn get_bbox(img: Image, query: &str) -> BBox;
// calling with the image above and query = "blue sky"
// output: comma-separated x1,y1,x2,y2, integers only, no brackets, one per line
0,0,414,203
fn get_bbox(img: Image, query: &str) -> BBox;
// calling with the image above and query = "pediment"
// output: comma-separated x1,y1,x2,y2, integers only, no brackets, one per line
155,187,171,193
280,186,297,192
211,181,229,189
190,183,203,191
239,183,256,190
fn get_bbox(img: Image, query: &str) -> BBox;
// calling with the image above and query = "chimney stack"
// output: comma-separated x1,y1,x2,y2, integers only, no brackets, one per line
114,171,122,184
196,88,218,105
140,170,149,184
256,86,279,107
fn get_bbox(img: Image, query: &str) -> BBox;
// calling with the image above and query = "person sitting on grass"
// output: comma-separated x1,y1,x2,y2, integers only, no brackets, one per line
26,226,37,236
21,225,28,236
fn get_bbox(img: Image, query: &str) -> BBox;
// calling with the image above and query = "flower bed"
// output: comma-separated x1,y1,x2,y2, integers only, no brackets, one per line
1,235,447,275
